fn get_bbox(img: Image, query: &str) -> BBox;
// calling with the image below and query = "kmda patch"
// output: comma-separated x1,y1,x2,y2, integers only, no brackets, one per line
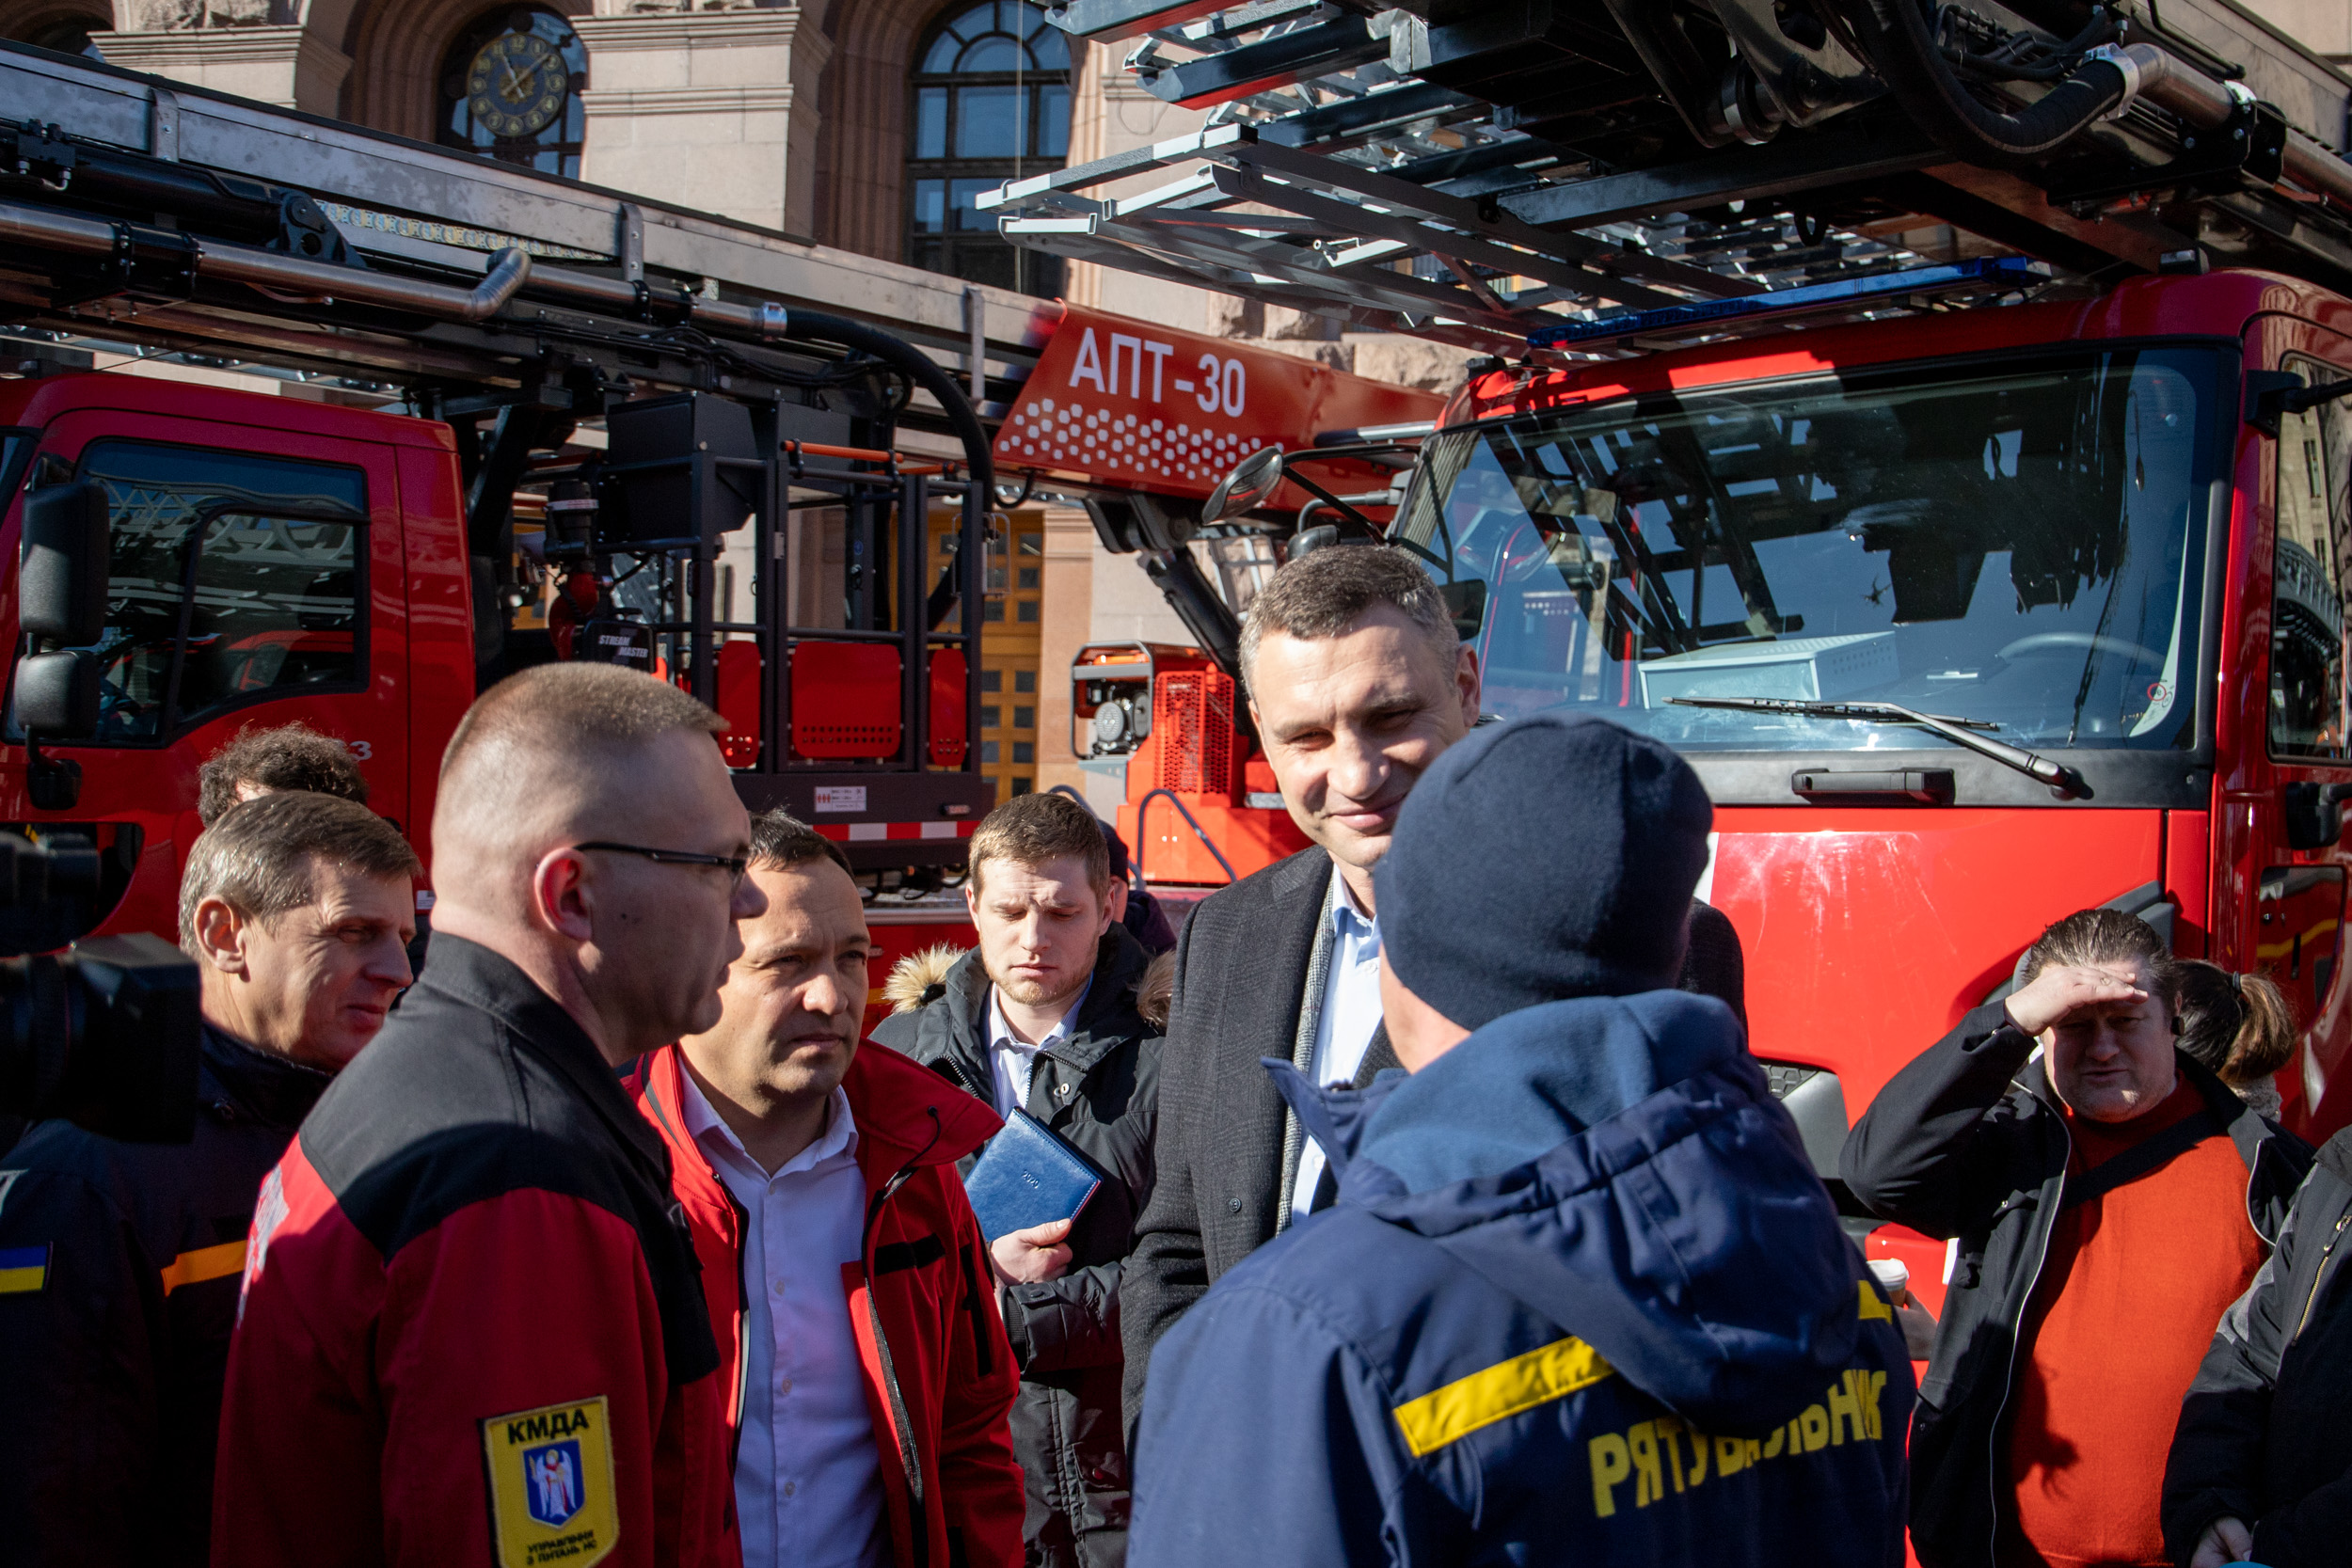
481,1395,618,1567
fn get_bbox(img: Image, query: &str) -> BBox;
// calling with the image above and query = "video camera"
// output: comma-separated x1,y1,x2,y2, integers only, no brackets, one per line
0,832,201,1143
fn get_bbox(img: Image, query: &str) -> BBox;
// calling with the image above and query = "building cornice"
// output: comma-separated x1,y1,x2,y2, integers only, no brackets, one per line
580,85,796,115
95,23,348,69
573,13,801,51
92,24,353,100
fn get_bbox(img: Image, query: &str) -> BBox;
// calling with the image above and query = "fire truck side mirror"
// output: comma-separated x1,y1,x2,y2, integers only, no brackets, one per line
1204,447,1284,524
20,481,110,647
13,649,101,738
2283,781,2352,851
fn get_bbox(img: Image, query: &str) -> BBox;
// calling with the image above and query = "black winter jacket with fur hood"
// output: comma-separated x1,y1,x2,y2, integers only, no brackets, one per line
872,926,1161,1568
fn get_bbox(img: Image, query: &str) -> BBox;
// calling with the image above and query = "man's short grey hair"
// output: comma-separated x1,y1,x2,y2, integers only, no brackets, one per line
1238,545,1457,691
178,790,421,954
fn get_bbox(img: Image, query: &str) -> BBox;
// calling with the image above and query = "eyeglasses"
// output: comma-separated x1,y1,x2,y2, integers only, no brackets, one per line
573,841,752,889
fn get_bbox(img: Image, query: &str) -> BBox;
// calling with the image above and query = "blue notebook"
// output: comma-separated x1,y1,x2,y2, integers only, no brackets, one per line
965,1109,1103,1243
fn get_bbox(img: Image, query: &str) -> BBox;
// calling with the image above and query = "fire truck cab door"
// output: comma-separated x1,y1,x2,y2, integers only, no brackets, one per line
2245,317,2352,1139
9,405,405,942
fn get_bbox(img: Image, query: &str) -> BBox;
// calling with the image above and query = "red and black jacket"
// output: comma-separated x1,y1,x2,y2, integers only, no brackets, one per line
213,935,737,1568
628,1038,1025,1568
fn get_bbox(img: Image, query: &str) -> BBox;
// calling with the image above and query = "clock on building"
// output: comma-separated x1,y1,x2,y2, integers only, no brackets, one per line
467,27,567,140
439,8,587,178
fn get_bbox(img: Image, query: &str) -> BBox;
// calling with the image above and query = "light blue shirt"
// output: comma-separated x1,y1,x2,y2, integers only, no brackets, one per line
986,976,1091,1118
681,1071,882,1568
1287,871,1383,1221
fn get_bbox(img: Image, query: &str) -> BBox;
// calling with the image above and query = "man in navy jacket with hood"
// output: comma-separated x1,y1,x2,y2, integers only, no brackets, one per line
1125,713,1913,1567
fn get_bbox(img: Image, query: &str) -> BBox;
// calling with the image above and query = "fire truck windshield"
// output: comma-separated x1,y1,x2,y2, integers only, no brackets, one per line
1394,346,2221,755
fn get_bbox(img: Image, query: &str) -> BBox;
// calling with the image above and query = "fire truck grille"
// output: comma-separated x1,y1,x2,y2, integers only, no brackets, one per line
1155,671,1234,795
1758,1061,1825,1101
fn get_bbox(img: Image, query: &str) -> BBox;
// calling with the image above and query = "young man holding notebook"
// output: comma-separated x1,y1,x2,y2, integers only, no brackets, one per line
874,790,1163,1568
625,810,1024,1568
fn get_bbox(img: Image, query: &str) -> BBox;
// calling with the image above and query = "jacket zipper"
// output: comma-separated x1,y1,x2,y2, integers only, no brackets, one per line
2294,1210,2352,1341
652,1070,754,1470
725,1185,752,1469
938,1034,993,1109
861,1106,943,1568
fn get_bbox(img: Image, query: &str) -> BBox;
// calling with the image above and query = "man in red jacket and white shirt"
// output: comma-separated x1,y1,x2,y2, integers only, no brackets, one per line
628,808,1024,1568
215,665,760,1567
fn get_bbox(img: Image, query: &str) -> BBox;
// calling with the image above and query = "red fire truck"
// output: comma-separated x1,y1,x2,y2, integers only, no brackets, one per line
984,0,2352,1309
0,38,1443,1026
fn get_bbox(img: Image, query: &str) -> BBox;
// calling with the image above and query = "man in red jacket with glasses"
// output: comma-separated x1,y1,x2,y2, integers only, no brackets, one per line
215,665,756,1568
628,808,1023,1568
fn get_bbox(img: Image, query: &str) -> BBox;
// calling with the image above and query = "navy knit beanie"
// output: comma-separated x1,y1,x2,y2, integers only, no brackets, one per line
1375,713,1713,1030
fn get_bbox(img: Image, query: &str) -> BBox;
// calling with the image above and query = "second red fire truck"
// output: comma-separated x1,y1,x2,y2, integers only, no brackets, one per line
982,0,2352,1314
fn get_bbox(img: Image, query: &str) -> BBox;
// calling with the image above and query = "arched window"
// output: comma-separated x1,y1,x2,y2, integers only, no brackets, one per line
437,7,587,180
907,1,1072,299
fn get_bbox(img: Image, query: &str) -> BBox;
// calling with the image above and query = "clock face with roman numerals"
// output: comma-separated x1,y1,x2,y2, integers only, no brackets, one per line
466,29,567,140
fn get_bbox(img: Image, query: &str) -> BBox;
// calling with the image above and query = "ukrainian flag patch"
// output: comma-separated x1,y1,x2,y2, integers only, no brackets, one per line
482,1395,617,1567
0,1243,49,1294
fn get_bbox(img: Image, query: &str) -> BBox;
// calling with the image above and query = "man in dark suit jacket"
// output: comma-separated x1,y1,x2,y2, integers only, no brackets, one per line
1120,546,1481,1432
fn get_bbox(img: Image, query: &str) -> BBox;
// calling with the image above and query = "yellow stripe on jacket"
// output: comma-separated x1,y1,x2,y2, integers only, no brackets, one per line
1392,1335,1615,1458
159,1239,247,1295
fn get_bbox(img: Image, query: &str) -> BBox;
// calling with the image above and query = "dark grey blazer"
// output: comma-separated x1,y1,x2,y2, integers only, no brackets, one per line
1119,845,1398,1433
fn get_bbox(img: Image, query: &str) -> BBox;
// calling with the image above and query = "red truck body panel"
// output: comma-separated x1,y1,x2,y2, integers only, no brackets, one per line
1706,806,2166,1114
1439,270,2352,428
996,301,1444,506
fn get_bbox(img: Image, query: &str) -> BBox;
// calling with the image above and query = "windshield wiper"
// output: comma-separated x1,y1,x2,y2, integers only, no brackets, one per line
1667,696,2089,800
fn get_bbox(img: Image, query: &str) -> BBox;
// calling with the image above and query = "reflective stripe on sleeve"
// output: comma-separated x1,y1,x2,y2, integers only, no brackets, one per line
160,1239,248,1295
1392,1335,1614,1458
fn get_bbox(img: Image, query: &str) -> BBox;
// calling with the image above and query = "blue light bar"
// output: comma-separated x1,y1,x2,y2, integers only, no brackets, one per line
1527,256,2052,350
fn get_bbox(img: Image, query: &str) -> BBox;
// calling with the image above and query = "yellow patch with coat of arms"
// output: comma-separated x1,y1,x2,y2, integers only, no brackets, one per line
481,1395,619,1568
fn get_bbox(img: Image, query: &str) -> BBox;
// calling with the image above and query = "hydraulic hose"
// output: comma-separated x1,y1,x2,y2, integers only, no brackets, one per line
1836,0,2128,166
484,263,993,495
777,308,994,502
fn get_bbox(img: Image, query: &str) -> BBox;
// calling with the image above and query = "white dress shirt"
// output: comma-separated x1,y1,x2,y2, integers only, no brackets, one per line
679,1071,883,1568
985,977,1089,1119
1287,871,1384,1222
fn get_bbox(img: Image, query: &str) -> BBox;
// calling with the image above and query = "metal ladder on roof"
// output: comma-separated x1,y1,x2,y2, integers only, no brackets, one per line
987,0,2352,357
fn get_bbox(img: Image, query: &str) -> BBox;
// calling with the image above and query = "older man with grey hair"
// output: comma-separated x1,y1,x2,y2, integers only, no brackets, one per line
0,791,418,1568
1120,544,1481,1435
